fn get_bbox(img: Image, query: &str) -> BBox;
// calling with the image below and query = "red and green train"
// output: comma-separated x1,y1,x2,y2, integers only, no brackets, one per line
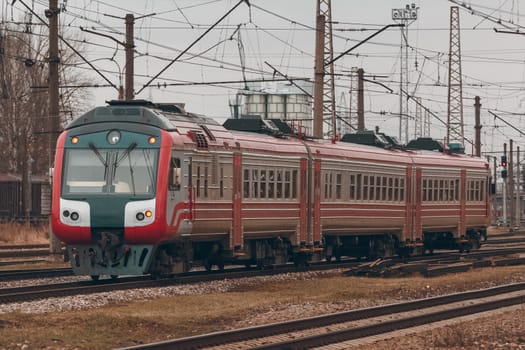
51,100,490,279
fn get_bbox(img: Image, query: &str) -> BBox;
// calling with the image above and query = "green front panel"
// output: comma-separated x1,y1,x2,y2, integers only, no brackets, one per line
86,196,130,228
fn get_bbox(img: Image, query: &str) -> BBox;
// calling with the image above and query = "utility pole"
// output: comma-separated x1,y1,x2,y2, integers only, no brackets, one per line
48,0,61,254
503,143,508,227
313,13,325,139
492,156,497,224
313,0,336,138
357,68,365,131
81,12,149,100
48,0,59,169
517,146,521,228
447,6,464,145
510,139,515,229
474,96,481,157
125,14,134,100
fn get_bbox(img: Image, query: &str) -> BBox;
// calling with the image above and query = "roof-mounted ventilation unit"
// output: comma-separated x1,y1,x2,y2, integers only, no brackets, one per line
223,116,282,136
406,137,444,152
340,130,393,148
446,142,465,154
188,131,208,149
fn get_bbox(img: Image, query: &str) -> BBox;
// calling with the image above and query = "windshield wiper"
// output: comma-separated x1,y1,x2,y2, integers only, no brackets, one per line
88,142,109,179
88,143,107,166
127,153,136,195
115,142,137,166
115,143,138,195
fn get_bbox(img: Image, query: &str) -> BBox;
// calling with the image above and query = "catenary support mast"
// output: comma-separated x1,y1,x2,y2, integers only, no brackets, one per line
447,6,464,145
313,0,336,138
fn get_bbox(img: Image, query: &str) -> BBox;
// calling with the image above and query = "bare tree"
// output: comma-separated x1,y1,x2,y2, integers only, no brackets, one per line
0,21,92,220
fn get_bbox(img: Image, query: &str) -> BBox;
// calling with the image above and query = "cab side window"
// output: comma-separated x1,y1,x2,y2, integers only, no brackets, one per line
169,157,181,191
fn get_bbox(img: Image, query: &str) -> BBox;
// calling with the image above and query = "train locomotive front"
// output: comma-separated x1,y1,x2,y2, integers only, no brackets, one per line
51,102,182,279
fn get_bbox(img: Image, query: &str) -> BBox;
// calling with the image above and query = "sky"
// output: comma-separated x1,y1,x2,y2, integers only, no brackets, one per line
4,0,525,157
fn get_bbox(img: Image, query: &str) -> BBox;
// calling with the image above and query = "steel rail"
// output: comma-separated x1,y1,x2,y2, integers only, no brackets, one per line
117,283,525,350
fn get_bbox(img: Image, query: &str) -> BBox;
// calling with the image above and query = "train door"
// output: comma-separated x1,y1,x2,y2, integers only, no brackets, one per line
403,165,414,241
458,168,466,237
402,164,423,255
232,152,243,251
413,167,423,239
312,158,322,246
166,152,192,234
299,158,308,245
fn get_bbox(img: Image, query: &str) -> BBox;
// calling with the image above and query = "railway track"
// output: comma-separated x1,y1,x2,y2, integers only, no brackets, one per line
0,276,158,304
0,232,520,262
0,243,49,250
0,267,73,281
483,235,525,245
1,244,524,288
348,246,525,277
117,282,525,350
0,244,65,264
0,243,65,267
0,262,357,304
1,251,524,305
0,248,54,259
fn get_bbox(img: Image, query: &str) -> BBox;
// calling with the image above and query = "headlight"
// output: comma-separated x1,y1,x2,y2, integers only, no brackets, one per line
135,210,153,221
107,130,121,144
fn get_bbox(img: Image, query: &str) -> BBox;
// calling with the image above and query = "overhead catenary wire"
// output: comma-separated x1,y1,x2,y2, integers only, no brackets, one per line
16,2,520,99
14,0,118,90
6,0,525,147
136,0,250,95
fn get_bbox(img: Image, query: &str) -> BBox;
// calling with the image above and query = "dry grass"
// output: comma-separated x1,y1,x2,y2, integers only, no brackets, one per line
0,266,524,349
352,305,525,350
0,222,49,244
0,222,521,348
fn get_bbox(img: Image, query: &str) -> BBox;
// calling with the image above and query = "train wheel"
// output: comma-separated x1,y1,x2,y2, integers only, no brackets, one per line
204,258,213,271
325,247,335,263
183,259,192,273
326,253,341,263
90,275,100,281
459,240,472,253
293,253,309,267
470,238,480,250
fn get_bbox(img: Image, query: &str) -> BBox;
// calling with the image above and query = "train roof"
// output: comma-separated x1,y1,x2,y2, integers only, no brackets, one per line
65,100,219,131
221,118,487,170
222,127,487,171
63,103,488,172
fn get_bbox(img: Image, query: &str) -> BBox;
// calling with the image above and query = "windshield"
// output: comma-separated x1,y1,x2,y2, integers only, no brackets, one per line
62,147,158,196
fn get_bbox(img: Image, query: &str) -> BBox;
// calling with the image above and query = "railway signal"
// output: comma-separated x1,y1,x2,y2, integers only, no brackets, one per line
501,155,508,178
